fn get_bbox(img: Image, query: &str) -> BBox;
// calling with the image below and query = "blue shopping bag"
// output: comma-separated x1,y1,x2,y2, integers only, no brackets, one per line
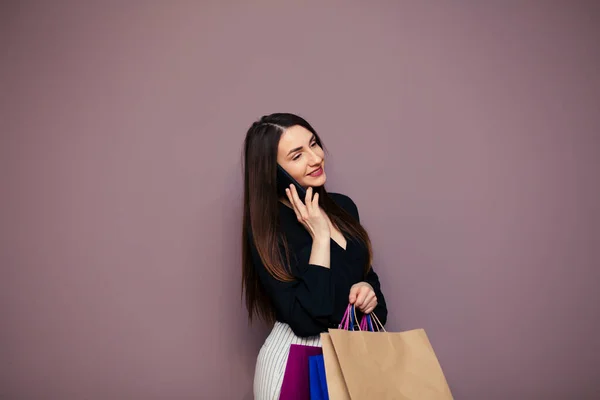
308,354,329,400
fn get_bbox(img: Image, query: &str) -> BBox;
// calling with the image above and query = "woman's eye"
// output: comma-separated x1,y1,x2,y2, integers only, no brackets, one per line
310,142,317,147
292,154,301,161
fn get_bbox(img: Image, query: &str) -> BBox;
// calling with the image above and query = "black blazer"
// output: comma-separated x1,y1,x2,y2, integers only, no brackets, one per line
248,193,388,337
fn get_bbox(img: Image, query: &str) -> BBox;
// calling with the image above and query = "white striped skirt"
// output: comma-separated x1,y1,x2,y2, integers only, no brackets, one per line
253,321,322,400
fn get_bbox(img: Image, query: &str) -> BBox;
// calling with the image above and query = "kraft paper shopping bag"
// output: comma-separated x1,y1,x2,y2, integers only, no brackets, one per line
325,306,453,400
320,332,350,400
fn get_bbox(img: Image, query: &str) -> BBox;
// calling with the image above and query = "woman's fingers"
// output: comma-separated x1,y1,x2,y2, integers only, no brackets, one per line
289,185,308,220
362,296,378,314
350,284,372,305
362,292,376,308
311,191,319,211
355,286,369,308
285,188,302,221
305,186,314,213
349,283,378,313
359,292,375,310
348,284,360,304
363,300,377,315
349,283,378,314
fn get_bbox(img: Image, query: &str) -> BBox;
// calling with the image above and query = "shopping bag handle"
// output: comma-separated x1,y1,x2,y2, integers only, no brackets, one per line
360,314,386,332
360,314,368,330
338,304,386,332
339,304,361,330
359,314,377,331
369,312,386,332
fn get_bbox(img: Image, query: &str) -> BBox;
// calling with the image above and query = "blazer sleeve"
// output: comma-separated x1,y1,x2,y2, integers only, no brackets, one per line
340,195,388,326
248,230,335,337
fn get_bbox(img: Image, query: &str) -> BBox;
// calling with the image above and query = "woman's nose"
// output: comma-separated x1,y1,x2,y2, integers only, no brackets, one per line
308,151,322,165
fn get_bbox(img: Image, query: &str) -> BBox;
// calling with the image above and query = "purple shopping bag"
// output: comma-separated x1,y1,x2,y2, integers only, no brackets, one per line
279,344,323,400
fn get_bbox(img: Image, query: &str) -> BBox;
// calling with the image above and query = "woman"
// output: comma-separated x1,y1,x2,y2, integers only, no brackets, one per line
242,113,387,399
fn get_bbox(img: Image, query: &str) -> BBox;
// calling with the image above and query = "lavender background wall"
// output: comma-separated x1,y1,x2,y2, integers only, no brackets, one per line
2,1,599,399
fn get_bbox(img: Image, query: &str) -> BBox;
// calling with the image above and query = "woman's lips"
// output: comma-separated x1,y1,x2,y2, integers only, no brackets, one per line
308,167,323,177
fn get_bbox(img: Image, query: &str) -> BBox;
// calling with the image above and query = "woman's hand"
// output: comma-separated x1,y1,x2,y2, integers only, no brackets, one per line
349,282,378,314
286,185,330,242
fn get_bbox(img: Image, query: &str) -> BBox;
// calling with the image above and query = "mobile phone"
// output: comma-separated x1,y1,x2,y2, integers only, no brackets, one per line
277,164,308,203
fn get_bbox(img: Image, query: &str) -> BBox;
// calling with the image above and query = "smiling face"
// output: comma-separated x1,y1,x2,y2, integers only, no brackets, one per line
277,124,327,191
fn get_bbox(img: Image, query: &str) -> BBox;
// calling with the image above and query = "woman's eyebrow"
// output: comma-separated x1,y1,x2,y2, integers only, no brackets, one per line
287,146,303,156
287,135,316,156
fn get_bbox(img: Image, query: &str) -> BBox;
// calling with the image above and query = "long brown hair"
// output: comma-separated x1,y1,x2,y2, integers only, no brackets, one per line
242,113,373,324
